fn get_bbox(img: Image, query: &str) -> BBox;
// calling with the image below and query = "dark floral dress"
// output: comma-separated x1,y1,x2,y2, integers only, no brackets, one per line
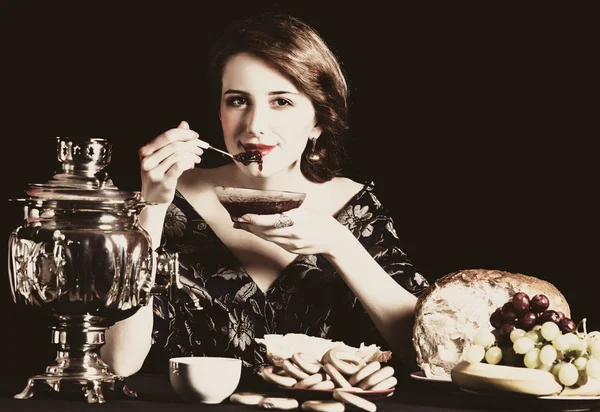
152,181,429,381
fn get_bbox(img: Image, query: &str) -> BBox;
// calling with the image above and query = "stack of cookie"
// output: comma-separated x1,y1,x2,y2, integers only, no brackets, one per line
230,347,396,411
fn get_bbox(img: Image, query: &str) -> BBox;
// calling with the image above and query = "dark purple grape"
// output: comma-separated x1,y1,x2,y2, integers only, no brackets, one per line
490,308,504,329
501,345,522,367
498,322,516,343
512,292,531,312
518,312,538,331
556,312,566,322
558,318,576,333
492,328,503,342
501,302,519,322
538,310,560,325
530,294,550,312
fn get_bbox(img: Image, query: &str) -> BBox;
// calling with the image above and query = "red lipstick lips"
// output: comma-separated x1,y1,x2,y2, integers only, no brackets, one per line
242,144,276,156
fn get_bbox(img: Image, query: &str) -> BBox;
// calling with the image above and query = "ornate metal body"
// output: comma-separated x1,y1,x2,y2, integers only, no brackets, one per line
7,137,181,403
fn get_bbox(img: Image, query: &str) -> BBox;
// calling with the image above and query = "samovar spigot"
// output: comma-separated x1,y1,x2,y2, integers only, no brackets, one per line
149,246,203,311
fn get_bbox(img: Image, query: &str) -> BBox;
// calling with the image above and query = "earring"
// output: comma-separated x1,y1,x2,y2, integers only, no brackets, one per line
307,138,320,162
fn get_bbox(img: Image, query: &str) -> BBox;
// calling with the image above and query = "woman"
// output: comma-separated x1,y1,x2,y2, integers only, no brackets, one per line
102,12,429,384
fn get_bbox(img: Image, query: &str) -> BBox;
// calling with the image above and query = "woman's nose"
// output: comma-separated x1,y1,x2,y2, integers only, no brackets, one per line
245,105,268,137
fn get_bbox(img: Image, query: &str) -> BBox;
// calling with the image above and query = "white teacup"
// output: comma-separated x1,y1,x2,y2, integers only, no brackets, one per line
169,356,242,404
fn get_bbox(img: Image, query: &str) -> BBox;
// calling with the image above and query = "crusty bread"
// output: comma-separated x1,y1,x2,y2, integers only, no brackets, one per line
413,269,570,379
255,333,392,367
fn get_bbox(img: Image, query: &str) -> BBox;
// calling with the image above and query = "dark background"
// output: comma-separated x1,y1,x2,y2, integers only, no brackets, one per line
1,2,598,376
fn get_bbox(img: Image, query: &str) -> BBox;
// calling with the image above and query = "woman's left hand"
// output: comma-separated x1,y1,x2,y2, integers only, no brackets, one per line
233,208,348,256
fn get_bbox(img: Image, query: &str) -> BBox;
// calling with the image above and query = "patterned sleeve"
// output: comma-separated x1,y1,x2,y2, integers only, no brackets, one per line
336,182,430,349
340,182,430,296
150,195,199,358
152,294,170,349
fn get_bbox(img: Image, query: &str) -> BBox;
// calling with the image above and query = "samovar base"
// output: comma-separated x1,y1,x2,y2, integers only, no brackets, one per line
13,318,138,403
14,374,137,403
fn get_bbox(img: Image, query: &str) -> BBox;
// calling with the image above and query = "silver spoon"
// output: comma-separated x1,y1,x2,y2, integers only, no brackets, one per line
198,139,234,159
198,139,262,164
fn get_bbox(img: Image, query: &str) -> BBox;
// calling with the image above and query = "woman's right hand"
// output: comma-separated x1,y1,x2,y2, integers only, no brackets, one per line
138,120,205,205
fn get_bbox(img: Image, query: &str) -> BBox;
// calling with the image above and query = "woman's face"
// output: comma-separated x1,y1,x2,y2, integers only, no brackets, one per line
219,52,321,178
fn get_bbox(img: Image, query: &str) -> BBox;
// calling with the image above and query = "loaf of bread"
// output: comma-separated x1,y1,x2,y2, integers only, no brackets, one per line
412,269,571,379
256,333,392,367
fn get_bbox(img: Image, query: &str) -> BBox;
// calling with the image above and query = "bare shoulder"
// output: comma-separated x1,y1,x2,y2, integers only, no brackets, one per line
312,177,366,216
327,177,366,200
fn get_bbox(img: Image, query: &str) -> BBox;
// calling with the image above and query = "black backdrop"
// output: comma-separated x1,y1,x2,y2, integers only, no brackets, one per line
2,2,598,376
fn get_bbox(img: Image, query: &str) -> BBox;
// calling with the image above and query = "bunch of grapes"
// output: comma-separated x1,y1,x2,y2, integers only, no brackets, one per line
489,292,575,343
464,291,600,387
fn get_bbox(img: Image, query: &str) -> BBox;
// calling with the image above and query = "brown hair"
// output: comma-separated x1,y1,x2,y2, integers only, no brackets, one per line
209,12,349,183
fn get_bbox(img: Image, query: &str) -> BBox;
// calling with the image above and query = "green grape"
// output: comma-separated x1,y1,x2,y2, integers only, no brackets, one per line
539,344,558,365
573,356,588,371
590,340,600,360
552,334,571,352
466,344,486,364
474,330,496,348
514,336,535,354
558,362,579,386
540,321,561,342
585,358,600,379
510,328,527,343
525,329,542,344
568,334,584,352
485,346,503,365
551,362,563,377
524,348,541,369
587,333,599,352
537,363,553,372
572,337,588,354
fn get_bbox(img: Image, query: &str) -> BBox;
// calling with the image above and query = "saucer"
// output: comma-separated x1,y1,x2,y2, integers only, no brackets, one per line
409,371,452,383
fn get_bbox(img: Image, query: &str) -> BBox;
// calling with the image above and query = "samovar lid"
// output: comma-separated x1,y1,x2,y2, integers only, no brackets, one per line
13,136,146,209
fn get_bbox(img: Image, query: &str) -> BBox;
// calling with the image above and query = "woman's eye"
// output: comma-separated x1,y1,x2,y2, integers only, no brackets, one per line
272,98,292,108
226,96,247,107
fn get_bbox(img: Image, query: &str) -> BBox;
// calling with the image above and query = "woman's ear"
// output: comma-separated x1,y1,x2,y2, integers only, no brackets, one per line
310,125,322,140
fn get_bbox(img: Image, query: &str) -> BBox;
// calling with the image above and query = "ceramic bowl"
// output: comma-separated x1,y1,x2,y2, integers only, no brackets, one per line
215,186,306,221
169,356,242,404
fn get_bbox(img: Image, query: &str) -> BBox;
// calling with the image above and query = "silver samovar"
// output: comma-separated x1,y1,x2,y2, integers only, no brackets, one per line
7,137,183,403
